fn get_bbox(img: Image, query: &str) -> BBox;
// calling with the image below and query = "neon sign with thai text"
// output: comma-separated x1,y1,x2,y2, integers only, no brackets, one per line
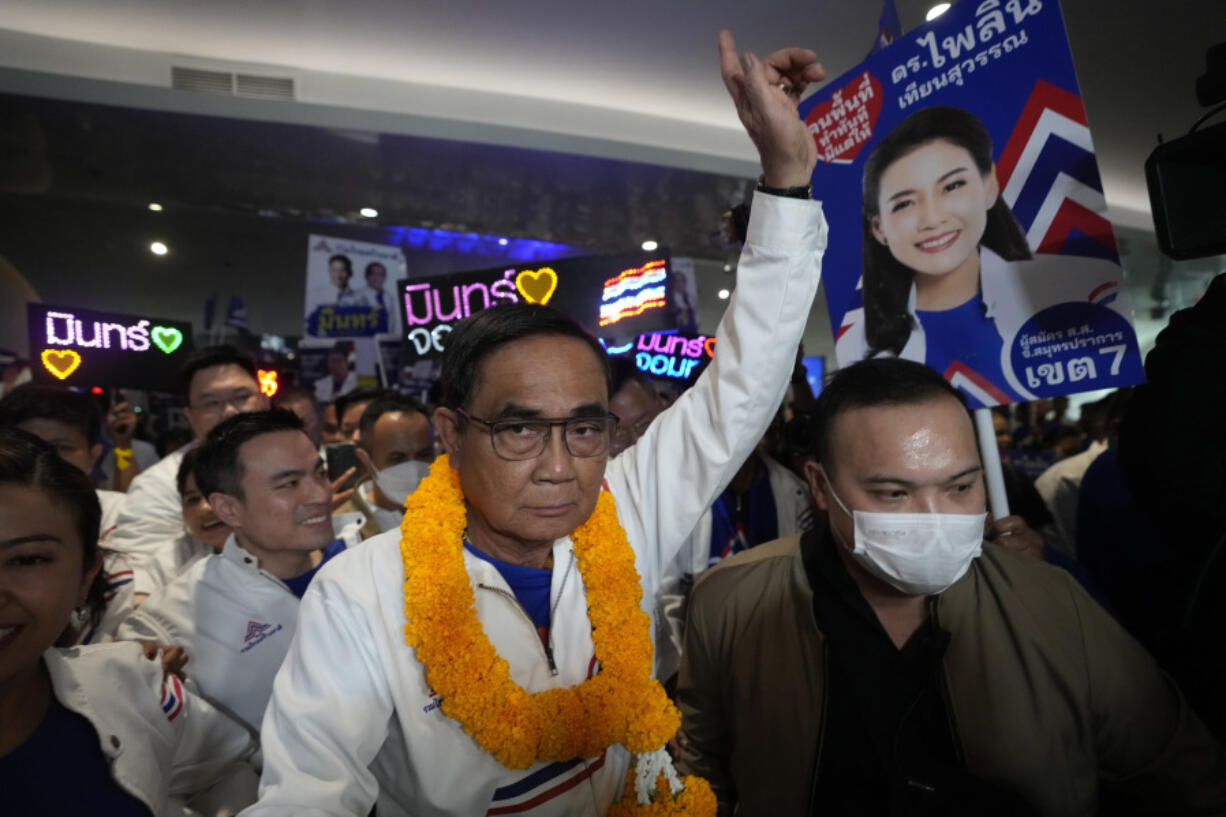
606,331,717,385
396,250,677,364
27,303,195,390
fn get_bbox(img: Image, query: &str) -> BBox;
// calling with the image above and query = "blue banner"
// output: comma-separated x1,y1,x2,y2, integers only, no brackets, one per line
799,0,1144,407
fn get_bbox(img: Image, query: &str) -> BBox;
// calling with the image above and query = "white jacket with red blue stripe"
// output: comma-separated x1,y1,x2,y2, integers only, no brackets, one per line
45,641,258,816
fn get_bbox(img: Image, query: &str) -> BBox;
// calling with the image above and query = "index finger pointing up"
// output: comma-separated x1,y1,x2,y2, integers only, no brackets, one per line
718,29,745,97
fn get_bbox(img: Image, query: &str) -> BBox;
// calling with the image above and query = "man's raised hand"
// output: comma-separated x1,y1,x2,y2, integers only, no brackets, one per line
718,29,824,189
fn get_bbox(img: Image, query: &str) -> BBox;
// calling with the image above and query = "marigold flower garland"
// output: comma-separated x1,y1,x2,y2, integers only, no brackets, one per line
400,455,714,815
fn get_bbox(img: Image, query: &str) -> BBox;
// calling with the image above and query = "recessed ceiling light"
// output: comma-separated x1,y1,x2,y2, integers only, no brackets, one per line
498,237,509,246
641,240,659,251
926,3,951,21
150,241,168,256
148,202,163,212
360,207,379,218
717,288,731,300
723,263,732,272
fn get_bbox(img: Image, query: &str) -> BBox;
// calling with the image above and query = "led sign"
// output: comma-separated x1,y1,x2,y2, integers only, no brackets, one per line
599,260,668,327
258,369,280,398
398,250,676,363
27,304,195,391
607,331,717,386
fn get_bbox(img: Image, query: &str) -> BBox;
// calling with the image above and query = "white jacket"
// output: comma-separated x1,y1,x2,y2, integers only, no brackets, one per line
44,641,258,816
143,532,215,591
68,549,138,645
653,454,812,681
107,446,190,595
1035,438,1109,557
835,248,1136,404
98,488,128,543
115,527,359,734
244,193,828,817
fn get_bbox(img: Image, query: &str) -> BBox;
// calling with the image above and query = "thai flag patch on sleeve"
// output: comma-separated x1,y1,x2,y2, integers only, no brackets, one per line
160,673,185,722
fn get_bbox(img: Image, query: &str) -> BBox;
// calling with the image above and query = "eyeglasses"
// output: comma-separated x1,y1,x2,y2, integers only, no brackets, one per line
191,390,262,417
456,407,619,461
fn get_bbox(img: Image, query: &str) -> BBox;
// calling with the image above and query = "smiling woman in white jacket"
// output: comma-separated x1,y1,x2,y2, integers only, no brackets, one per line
0,428,258,816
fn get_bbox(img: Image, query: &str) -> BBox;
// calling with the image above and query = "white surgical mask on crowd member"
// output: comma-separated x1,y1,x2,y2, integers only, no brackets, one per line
820,465,986,596
372,460,429,509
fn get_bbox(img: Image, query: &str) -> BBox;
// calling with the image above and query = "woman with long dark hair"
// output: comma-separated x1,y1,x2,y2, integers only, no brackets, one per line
835,105,1132,408
0,428,256,814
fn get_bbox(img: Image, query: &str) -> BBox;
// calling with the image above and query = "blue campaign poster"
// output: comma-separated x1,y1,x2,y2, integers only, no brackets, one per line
798,0,1145,408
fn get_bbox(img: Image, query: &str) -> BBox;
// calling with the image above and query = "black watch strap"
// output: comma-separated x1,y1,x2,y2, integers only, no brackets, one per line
755,175,812,199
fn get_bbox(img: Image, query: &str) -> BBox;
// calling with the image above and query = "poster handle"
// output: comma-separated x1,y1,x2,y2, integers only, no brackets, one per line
973,407,1010,520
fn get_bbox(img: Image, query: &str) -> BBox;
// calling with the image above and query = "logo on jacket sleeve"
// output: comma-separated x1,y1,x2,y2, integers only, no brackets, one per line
241,619,283,653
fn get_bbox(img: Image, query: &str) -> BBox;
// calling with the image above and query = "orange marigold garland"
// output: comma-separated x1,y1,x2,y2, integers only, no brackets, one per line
400,455,714,814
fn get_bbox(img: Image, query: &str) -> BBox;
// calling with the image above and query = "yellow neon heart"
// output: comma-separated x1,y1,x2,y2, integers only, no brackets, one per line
515,268,558,305
41,348,82,380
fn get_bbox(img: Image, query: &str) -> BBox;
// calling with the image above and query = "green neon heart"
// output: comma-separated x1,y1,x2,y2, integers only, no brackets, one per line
151,326,183,354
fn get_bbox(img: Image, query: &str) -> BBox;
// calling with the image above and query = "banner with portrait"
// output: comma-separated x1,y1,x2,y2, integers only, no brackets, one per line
303,235,406,340
799,0,1144,407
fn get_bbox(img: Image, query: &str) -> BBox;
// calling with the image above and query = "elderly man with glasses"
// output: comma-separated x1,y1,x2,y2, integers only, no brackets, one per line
246,31,830,817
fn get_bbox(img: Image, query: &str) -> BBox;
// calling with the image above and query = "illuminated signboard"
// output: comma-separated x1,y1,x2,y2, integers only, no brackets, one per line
398,250,675,362
27,303,195,391
607,331,717,387
800,356,825,397
257,369,280,398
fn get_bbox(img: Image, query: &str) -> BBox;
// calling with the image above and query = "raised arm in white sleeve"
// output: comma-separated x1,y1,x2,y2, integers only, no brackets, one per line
605,192,826,591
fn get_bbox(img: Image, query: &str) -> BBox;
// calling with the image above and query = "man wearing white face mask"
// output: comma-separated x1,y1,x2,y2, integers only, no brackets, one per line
675,358,1226,817
340,393,434,538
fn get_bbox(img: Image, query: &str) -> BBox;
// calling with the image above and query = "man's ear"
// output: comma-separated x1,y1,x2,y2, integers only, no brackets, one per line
433,407,463,462
803,459,832,512
183,407,207,441
208,492,245,530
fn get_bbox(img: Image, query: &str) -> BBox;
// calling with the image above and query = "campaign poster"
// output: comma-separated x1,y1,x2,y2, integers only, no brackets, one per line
303,235,406,340
605,331,716,389
303,235,407,381
27,303,194,391
799,0,1145,408
670,257,701,333
378,341,441,402
398,250,676,363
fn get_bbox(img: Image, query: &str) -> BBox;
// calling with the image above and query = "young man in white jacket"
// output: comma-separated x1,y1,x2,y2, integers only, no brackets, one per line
107,346,270,602
117,410,361,735
245,32,828,817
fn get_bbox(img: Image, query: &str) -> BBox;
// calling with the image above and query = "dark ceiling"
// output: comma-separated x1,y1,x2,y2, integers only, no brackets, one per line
0,92,751,260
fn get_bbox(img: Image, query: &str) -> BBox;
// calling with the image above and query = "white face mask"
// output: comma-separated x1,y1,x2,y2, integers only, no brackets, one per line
820,466,986,596
372,460,429,509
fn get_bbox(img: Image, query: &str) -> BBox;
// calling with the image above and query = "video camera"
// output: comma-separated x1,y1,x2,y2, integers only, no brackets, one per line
1146,43,1226,260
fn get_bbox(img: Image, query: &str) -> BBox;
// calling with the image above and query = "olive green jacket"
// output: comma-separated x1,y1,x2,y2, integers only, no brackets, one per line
675,534,1226,816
